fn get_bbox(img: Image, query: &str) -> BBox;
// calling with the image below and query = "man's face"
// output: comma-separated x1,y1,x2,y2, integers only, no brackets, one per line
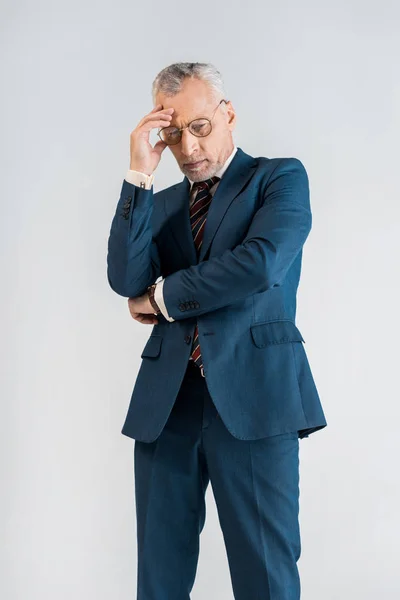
155,78,237,182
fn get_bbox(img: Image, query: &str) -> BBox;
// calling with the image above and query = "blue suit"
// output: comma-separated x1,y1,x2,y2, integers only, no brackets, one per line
107,147,327,598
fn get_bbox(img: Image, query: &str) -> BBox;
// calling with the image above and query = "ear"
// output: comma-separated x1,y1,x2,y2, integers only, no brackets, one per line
226,102,236,128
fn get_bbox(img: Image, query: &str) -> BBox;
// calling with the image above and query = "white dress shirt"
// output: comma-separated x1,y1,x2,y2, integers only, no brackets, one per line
124,145,238,322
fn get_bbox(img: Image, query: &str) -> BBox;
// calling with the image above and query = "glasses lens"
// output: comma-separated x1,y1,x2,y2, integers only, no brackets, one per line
159,127,181,145
159,119,212,145
189,119,211,137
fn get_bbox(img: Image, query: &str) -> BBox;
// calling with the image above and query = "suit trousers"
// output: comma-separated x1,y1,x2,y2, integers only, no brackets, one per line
134,359,301,599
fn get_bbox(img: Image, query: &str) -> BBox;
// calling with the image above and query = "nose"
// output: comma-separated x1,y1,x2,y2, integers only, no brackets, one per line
180,128,199,157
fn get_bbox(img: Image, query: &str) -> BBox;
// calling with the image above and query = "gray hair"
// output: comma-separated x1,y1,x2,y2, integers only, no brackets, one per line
151,62,227,108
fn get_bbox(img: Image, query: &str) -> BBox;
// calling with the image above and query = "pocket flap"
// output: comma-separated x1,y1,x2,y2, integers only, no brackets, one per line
250,320,305,348
141,335,163,358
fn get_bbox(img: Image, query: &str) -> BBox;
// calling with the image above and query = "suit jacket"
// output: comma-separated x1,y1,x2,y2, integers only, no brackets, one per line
107,146,327,442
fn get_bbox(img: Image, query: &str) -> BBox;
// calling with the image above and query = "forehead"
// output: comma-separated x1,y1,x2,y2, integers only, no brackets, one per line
157,80,217,127
168,100,214,128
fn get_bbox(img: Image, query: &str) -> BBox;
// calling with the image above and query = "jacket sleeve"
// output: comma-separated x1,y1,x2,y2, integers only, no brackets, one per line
162,157,312,320
106,179,161,298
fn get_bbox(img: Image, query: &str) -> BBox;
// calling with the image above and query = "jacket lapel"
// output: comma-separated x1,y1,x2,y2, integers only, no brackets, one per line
164,176,197,267
164,147,258,267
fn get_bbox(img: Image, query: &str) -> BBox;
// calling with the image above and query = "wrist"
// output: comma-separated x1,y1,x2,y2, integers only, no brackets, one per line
146,284,161,314
129,165,153,176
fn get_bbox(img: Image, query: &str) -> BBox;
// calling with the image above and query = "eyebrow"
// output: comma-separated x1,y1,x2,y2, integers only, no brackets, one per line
169,111,207,129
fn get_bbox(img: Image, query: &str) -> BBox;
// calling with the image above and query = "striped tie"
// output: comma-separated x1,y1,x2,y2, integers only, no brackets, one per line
189,175,221,377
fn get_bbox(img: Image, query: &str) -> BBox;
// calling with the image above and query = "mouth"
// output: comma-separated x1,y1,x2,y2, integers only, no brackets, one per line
184,160,206,169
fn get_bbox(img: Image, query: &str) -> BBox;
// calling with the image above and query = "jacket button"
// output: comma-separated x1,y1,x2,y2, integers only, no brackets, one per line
179,303,186,311
184,335,191,344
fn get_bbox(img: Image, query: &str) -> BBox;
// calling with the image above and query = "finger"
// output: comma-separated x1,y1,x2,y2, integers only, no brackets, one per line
140,118,172,133
135,314,151,324
140,115,173,131
137,108,174,128
153,139,168,155
133,118,172,139
149,104,174,116
134,314,158,325
147,109,174,119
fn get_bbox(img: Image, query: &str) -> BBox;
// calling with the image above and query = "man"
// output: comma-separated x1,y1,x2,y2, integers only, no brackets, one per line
107,62,327,599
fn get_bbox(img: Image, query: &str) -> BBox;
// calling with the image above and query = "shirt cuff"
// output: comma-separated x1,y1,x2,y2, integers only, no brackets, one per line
125,169,155,190
155,279,175,322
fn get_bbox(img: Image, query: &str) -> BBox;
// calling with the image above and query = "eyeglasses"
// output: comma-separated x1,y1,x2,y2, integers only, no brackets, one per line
157,99,228,146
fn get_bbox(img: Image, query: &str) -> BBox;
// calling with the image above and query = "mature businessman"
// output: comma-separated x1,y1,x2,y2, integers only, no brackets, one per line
107,62,327,599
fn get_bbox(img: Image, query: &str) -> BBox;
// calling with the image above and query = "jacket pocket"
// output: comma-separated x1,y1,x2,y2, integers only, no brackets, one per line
250,320,305,348
141,335,163,358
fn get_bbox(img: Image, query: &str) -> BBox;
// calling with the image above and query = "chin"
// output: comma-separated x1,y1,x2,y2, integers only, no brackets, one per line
184,163,211,181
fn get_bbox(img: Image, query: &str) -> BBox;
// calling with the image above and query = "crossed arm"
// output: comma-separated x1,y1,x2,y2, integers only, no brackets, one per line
107,157,312,321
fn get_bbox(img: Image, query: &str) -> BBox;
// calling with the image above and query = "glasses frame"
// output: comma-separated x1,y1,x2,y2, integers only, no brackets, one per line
157,99,229,145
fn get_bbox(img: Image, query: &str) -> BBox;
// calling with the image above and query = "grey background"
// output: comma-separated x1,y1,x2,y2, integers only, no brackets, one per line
1,1,399,598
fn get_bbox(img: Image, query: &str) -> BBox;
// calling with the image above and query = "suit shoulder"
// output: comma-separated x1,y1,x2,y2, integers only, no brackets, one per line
256,156,308,174
254,157,310,207
252,157,308,196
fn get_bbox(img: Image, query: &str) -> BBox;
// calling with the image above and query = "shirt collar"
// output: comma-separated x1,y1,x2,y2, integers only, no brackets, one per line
187,145,238,190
